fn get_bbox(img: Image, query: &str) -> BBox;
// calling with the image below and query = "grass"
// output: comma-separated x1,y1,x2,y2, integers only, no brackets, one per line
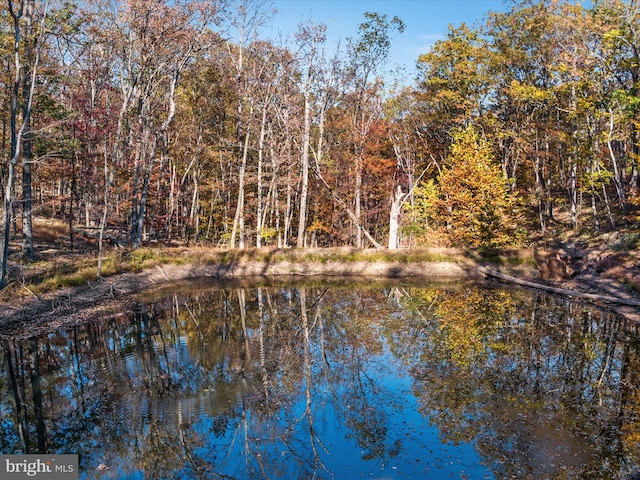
0,215,539,302
141,246,476,266
251,248,471,265
1,244,484,302
611,232,640,252
3,214,636,307
478,248,538,267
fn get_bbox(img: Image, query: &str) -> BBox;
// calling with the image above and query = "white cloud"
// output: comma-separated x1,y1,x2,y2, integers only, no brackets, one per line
413,33,446,55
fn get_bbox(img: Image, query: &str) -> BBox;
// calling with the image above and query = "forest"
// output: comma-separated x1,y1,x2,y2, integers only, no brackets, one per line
1,0,639,288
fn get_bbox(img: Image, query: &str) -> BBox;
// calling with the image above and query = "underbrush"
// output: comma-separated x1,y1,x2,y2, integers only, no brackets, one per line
0,249,151,300
1,214,634,304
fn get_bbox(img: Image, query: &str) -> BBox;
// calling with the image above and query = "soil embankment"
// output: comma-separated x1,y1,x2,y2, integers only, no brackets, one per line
0,249,480,337
0,245,638,338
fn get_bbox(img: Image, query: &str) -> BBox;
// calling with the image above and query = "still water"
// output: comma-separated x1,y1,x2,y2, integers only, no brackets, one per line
1,280,639,479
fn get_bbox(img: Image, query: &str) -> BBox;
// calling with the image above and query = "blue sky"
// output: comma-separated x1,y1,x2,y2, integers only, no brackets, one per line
263,0,507,80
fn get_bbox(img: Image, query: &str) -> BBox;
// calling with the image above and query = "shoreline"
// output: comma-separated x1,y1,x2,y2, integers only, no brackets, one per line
0,258,481,337
1,248,639,337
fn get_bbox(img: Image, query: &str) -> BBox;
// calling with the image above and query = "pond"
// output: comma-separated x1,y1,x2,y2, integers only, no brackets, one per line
1,279,639,479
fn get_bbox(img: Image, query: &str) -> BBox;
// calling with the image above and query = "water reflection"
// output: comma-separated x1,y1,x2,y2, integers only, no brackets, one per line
1,282,639,479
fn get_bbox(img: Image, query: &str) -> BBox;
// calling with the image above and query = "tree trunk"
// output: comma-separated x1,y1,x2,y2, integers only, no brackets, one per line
132,69,180,248
20,1,35,260
1,67,18,286
297,92,311,248
388,186,404,249
354,151,363,248
2,0,47,288
311,162,382,249
631,123,639,192
97,148,110,278
533,142,546,235
21,155,33,257
21,79,34,260
481,266,640,308
133,156,152,248
188,169,199,243
607,108,627,214
4,340,28,451
284,160,292,247
570,160,578,229
597,157,616,230
257,104,267,247
231,131,250,248
98,60,135,276
1,160,17,289
69,140,77,251
28,337,47,453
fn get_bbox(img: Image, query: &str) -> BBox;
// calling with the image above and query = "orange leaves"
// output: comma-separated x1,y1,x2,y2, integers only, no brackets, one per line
362,120,395,180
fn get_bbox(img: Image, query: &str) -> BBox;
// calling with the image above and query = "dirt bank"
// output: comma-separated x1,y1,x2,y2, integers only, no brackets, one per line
0,245,638,338
0,256,481,337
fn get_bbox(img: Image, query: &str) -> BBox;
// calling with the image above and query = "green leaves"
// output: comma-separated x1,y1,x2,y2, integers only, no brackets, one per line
347,11,405,82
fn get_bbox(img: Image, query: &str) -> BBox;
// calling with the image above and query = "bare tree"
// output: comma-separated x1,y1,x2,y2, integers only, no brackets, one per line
295,21,326,248
345,12,404,248
1,0,49,288
227,0,273,248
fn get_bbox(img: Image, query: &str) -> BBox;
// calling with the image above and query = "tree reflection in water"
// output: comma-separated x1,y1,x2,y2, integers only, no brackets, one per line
0,281,638,479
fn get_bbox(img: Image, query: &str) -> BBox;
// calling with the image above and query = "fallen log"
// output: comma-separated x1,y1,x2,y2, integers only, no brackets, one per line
479,266,640,308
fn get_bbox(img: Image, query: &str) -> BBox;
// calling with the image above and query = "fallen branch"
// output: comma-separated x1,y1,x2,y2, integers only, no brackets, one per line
19,280,39,300
309,163,383,249
479,266,640,307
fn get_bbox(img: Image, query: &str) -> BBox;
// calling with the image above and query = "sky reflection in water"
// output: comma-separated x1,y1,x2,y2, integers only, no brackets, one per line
1,281,639,479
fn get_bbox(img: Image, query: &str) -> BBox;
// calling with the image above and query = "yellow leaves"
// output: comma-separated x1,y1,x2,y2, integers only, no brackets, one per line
435,291,486,367
580,163,613,194
621,384,640,461
307,219,331,234
602,28,622,45
403,126,520,251
402,180,438,241
433,289,515,367
508,80,552,103
552,61,571,75
438,127,518,251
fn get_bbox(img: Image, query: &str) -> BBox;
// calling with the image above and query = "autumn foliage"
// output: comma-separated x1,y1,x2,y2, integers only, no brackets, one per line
431,127,519,251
